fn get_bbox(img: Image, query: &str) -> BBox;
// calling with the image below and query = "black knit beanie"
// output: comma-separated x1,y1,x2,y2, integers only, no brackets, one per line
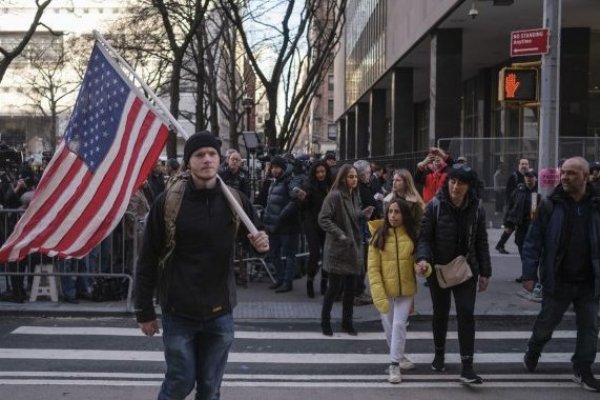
183,131,221,167
270,156,287,170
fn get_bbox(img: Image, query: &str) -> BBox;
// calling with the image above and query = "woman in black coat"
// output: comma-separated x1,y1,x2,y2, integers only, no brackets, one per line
301,161,332,298
415,165,492,384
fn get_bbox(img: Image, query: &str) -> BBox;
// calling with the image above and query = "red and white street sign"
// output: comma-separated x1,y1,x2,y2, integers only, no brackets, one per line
511,28,549,57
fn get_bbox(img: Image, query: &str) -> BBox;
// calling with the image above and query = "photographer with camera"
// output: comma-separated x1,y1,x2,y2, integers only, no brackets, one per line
0,162,37,303
415,147,454,204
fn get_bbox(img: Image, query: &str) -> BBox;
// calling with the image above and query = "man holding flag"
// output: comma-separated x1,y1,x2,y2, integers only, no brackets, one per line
0,33,268,400
134,131,269,400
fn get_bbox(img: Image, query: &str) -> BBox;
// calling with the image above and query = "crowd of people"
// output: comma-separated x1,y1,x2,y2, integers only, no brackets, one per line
1,134,600,397
218,144,600,391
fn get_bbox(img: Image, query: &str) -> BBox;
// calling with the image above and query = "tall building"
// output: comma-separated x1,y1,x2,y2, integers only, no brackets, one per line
334,0,600,175
0,0,126,152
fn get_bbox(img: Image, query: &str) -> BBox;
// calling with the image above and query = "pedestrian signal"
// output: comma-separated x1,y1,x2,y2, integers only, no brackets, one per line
498,67,538,102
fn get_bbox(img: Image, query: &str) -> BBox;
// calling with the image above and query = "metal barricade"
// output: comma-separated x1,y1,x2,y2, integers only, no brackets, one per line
0,209,140,311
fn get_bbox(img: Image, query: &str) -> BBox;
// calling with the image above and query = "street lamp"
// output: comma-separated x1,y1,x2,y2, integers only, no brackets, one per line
242,97,254,131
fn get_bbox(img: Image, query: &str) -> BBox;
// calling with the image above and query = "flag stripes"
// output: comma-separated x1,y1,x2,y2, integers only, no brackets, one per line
0,42,169,262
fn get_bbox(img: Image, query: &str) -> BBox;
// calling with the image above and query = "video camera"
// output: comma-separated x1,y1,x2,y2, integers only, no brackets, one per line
256,146,279,163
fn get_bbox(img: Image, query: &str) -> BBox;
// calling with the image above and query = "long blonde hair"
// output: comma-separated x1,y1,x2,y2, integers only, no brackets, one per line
392,169,426,209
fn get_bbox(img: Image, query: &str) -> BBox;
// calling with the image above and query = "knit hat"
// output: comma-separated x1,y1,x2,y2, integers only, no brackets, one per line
448,163,476,184
270,156,287,170
183,131,221,167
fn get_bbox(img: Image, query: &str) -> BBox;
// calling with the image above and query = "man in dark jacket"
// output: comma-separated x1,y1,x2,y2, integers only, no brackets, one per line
218,150,251,198
147,159,166,203
496,158,530,254
134,131,269,400
505,169,539,271
353,159,378,305
521,157,600,392
590,161,600,191
263,156,301,293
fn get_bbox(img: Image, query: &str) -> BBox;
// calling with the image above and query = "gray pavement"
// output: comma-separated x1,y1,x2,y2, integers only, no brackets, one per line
0,228,546,320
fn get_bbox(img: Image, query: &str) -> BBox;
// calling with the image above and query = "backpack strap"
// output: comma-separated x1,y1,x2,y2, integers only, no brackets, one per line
158,171,189,269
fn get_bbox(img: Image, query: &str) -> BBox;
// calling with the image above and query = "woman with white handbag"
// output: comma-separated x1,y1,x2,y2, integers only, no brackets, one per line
415,164,492,384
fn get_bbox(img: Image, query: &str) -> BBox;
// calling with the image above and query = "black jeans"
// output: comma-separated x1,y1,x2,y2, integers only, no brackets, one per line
305,222,326,280
322,273,356,324
528,281,599,369
427,275,477,357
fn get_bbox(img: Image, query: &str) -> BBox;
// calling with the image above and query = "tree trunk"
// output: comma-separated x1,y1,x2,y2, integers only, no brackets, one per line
265,86,278,148
167,59,181,159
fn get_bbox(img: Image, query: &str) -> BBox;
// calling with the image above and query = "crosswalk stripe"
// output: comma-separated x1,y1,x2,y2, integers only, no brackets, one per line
0,348,592,364
10,326,583,340
0,379,582,389
0,371,576,381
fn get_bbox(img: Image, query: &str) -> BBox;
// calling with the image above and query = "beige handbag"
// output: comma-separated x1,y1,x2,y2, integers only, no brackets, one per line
434,255,473,288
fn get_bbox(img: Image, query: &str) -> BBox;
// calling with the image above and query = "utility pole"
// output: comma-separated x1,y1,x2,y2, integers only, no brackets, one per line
538,0,561,198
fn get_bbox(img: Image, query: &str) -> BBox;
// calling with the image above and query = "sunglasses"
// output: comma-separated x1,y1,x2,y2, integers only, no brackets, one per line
452,163,472,172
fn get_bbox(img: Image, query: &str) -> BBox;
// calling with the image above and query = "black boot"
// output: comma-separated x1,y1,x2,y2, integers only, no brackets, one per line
460,356,483,384
307,279,315,298
342,320,357,336
431,347,446,372
320,279,328,295
321,320,333,336
495,230,511,254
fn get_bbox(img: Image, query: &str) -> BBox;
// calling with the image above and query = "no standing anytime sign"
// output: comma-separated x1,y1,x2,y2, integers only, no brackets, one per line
511,28,549,57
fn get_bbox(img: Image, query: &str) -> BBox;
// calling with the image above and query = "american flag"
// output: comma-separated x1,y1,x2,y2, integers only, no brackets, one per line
0,43,169,262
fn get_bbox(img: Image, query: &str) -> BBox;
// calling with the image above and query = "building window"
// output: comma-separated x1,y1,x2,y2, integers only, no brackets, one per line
328,74,334,91
328,124,337,140
327,99,334,118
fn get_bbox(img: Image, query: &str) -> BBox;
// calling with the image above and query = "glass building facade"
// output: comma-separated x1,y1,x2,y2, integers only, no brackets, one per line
345,0,386,108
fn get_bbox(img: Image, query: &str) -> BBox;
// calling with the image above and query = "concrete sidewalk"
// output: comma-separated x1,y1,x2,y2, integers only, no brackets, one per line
0,228,546,321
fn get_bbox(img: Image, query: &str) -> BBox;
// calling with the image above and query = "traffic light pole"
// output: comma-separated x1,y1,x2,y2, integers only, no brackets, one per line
538,0,561,198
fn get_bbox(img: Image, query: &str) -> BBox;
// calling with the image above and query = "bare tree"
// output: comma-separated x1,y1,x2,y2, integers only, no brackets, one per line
221,0,346,151
180,8,222,135
148,0,212,158
209,7,252,151
105,17,173,99
0,0,55,84
21,35,79,150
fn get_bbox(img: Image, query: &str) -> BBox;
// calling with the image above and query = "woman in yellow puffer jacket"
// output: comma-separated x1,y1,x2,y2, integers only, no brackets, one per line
368,198,430,384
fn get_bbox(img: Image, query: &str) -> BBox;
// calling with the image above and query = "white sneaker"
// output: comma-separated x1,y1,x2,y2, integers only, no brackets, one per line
388,364,401,384
400,355,415,370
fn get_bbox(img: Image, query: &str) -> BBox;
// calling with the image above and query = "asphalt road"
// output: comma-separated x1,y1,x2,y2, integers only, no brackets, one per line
0,315,597,399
